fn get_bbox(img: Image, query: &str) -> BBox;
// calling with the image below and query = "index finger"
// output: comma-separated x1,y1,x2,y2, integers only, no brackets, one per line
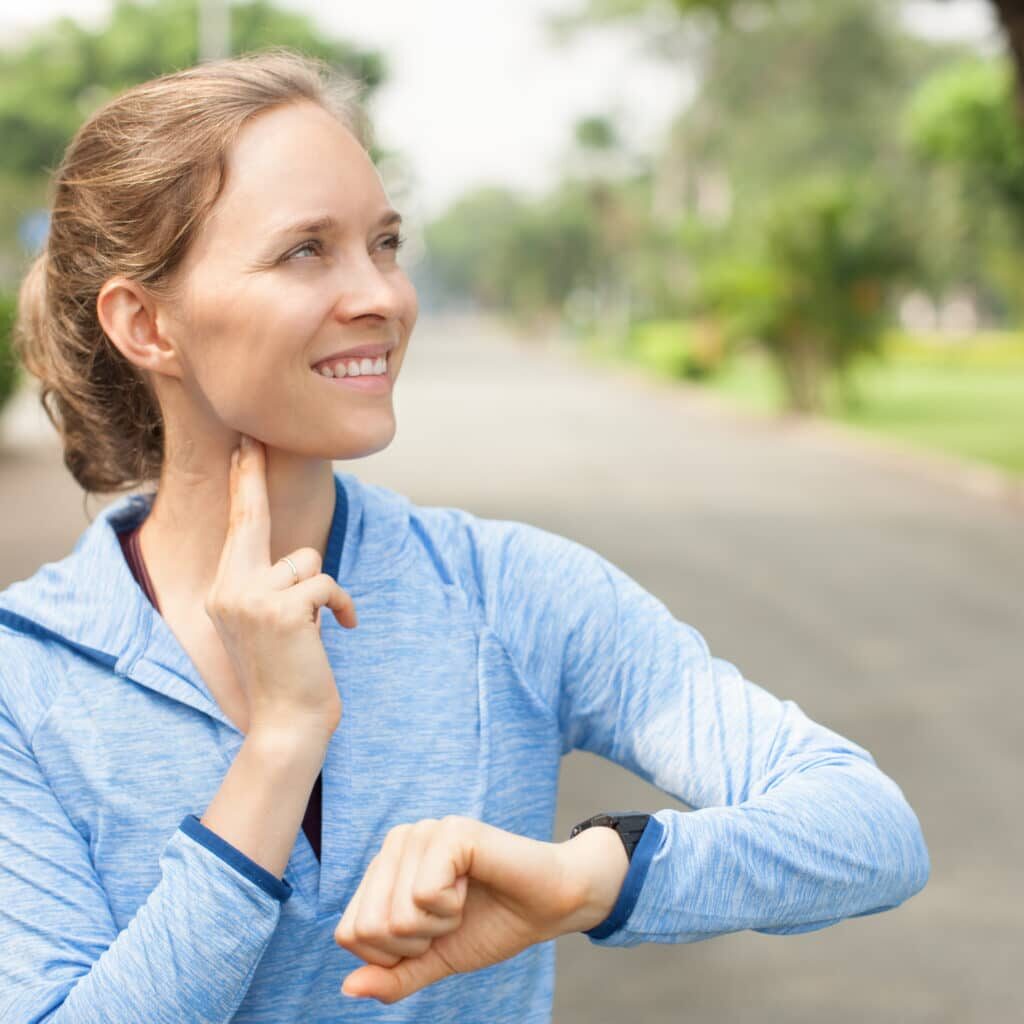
223,434,271,570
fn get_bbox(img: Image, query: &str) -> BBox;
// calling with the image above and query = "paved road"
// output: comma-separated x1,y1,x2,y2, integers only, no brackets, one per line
2,314,1020,1022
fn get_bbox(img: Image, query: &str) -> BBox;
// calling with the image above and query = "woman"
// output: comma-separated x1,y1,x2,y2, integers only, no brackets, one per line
0,48,929,1022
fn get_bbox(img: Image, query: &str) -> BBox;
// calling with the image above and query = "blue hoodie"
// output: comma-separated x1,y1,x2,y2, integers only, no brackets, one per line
0,469,930,1022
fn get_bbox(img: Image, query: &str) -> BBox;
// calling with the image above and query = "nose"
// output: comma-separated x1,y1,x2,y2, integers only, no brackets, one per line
329,253,403,324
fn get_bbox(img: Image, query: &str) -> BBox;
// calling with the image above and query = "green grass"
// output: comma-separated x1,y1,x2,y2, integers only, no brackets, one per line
584,325,1024,479
834,361,1024,476
693,347,785,414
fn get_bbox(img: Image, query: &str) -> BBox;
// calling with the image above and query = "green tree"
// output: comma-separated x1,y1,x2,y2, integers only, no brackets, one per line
423,184,603,329
698,175,914,413
553,0,998,352
0,0,385,179
560,0,1024,114
906,55,1024,317
561,0,966,200
907,57,1024,224
563,114,648,342
971,0,1024,115
423,187,535,309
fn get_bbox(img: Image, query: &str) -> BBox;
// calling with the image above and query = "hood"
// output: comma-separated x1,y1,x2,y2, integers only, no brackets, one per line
0,469,415,729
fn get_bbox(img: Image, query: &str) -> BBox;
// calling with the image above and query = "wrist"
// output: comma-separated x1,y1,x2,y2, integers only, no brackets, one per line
245,717,333,767
556,825,630,935
201,720,331,880
247,687,342,741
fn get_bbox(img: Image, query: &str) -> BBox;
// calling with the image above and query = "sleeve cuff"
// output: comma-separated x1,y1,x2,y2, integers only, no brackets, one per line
179,814,293,904
583,815,665,940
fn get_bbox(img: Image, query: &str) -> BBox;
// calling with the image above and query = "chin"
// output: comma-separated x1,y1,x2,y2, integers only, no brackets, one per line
335,423,397,461
354,437,393,459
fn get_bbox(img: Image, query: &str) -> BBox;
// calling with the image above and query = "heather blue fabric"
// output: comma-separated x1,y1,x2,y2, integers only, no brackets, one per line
0,469,930,1022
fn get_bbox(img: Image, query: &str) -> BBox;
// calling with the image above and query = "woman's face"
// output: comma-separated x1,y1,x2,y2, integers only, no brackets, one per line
160,99,418,462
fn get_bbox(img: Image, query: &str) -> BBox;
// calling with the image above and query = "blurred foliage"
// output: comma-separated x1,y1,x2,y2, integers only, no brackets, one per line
486,0,1024,461
549,0,779,40
907,58,1024,227
903,56,1024,320
432,0,995,414
574,115,620,150
668,0,966,195
561,0,764,16
625,317,726,379
695,174,915,412
0,0,386,180
558,0,1024,108
883,327,1024,368
0,293,19,413
424,184,603,330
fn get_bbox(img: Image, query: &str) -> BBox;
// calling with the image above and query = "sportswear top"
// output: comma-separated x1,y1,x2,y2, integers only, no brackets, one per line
0,469,930,1022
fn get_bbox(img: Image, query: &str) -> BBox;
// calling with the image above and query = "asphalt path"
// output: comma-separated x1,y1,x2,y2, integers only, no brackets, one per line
1,313,1020,1022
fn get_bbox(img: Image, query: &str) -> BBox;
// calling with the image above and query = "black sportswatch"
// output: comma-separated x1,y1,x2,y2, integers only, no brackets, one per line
569,812,651,863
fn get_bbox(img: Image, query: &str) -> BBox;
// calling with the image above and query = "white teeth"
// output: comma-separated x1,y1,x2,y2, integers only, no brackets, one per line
315,352,389,377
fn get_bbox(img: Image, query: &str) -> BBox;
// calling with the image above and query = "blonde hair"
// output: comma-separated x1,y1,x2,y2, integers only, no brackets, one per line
12,47,373,496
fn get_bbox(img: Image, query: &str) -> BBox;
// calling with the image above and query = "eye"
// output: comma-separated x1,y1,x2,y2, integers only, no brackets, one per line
281,232,406,264
284,238,322,261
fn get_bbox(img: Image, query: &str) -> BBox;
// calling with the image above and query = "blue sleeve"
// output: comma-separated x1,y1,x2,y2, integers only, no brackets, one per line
467,517,931,948
0,692,286,1022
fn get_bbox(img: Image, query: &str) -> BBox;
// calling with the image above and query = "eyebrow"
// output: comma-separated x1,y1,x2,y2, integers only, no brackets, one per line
267,208,402,244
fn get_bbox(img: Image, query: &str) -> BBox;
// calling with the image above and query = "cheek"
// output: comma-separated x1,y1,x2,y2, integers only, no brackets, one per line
180,298,306,417
398,275,419,325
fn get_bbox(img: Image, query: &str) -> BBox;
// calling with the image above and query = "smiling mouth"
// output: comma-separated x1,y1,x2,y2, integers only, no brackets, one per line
311,352,390,379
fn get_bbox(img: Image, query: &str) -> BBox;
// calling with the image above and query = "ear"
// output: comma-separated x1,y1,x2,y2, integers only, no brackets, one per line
96,276,184,381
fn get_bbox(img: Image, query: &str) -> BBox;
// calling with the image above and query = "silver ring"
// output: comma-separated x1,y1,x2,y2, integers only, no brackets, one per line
279,555,299,584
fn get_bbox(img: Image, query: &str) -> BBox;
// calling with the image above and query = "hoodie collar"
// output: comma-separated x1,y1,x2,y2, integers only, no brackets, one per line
0,469,414,732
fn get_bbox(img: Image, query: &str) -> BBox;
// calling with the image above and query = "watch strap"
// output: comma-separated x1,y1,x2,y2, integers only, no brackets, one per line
569,812,652,862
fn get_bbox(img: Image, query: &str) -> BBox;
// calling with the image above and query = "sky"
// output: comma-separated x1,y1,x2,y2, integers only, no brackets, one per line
0,0,1003,220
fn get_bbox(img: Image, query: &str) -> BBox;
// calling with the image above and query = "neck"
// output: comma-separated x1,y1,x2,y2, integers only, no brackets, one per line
137,444,337,608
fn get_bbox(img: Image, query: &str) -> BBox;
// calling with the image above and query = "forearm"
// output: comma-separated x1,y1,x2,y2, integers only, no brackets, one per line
202,722,331,880
586,758,930,947
0,695,297,1023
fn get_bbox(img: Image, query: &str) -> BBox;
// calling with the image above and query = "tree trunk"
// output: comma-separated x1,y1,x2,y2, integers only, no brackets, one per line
775,333,826,414
836,364,863,415
991,0,1024,117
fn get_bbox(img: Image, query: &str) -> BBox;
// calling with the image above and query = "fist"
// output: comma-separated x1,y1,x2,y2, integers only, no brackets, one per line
334,815,597,1004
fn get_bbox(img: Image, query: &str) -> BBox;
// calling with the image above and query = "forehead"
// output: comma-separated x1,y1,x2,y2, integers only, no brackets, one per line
208,101,384,241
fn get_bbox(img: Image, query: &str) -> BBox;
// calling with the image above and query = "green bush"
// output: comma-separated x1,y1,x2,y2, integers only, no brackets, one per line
628,319,724,380
0,292,21,416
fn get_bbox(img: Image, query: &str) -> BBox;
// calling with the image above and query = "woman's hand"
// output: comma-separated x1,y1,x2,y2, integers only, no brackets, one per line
204,433,358,737
335,816,630,1004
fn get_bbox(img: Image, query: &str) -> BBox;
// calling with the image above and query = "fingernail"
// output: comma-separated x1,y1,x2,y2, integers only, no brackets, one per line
240,435,252,451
